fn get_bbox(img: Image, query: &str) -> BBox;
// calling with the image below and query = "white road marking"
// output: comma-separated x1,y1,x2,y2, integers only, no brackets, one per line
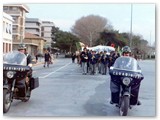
39,62,71,78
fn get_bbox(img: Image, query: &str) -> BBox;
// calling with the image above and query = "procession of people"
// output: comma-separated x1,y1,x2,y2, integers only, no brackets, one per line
76,46,120,75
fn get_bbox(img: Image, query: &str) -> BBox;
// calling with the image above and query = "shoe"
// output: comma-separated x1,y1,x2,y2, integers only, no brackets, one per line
137,100,141,105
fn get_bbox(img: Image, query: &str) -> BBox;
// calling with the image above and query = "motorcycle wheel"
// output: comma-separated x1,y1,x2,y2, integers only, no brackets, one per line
119,96,130,116
3,89,12,113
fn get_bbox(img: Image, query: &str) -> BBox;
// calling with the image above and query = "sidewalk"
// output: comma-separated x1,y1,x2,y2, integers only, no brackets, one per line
32,57,44,66
32,57,57,66
33,61,44,66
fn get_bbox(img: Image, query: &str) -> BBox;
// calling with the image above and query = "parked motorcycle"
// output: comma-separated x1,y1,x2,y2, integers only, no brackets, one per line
109,56,144,116
3,51,39,113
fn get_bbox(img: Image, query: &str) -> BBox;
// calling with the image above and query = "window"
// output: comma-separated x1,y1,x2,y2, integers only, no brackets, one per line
41,32,44,37
6,43,8,53
9,44,11,52
6,23,8,33
12,7,18,11
41,27,44,31
3,6,8,10
9,7,13,10
3,21,5,32
9,24,12,34
13,36,16,41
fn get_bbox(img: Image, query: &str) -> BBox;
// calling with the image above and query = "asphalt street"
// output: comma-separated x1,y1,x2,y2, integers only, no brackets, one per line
4,57,156,117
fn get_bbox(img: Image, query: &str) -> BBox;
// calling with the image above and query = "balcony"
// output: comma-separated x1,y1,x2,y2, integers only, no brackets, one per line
4,10,22,16
25,25,41,29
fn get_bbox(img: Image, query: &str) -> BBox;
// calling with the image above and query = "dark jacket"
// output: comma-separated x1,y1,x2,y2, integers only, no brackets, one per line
101,54,109,64
26,53,32,66
44,53,51,61
80,51,88,62
89,54,98,64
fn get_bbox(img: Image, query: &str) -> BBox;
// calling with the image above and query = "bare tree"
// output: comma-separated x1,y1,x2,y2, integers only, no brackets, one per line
71,15,113,47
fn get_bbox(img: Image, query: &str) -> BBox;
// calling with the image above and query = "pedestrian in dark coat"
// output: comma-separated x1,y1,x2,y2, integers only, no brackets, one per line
44,50,51,67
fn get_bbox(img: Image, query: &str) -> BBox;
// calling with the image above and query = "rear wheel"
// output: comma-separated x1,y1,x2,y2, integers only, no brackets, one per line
119,96,130,116
3,89,12,113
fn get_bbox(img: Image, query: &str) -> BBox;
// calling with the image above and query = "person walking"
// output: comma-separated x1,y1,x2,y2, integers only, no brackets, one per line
80,48,88,75
101,51,109,75
71,53,76,63
44,50,51,67
89,50,98,75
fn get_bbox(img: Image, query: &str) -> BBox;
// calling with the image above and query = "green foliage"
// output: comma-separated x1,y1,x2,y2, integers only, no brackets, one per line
51,29,80,53
97,30,127,48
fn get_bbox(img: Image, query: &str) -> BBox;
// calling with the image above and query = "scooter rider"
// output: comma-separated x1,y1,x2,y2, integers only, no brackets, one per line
17,43,32,98
110,46,142,105
18,43,32,67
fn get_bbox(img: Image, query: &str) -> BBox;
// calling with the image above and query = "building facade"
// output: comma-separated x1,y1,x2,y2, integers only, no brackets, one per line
3,4,29,50
24,32,47,56
41,21,54,47
25,18,41,37
3,12,14,54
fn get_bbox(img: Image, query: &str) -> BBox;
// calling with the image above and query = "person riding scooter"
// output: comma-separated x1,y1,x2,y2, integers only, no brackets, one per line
17,43,32,98
110,46,142,105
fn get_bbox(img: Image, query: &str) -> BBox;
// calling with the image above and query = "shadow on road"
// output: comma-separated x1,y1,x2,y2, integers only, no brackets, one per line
83,82,119,116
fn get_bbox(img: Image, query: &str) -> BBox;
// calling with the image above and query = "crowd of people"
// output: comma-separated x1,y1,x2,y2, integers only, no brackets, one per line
74,47,120,75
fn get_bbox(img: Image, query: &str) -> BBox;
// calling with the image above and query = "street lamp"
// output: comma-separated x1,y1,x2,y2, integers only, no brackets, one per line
150,31,152,46
89,32,93,47
129,4,133,48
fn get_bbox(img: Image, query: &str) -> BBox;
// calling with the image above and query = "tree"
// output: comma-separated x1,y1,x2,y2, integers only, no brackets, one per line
97,30,127,48
51,26,60,42
121,33,149,58
71,14,113,47
51,30,80,53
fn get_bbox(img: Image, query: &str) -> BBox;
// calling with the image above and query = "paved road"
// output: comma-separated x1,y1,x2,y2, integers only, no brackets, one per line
4,58,156,116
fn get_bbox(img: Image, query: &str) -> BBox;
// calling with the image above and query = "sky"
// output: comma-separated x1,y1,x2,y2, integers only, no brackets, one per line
26,3,155,46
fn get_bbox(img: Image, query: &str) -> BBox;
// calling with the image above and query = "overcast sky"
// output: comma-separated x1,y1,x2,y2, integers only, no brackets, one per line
26,3,155,45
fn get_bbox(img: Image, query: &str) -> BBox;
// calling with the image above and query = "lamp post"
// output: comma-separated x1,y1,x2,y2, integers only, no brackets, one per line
89,32,93,47
129,4,133,48
150,31,152,46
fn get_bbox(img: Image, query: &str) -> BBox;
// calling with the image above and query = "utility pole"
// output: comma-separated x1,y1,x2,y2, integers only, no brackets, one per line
89,32,92,47
129,4,133,48
150,31,152,46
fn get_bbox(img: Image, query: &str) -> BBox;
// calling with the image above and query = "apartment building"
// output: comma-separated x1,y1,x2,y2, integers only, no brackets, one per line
3,12,14,54
3,4,29,50
41,21,54,47
25,18,41,37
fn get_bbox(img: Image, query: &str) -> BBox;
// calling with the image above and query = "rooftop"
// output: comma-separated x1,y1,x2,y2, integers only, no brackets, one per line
26,18,42,23
3,4,30,13
25,32,47,41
